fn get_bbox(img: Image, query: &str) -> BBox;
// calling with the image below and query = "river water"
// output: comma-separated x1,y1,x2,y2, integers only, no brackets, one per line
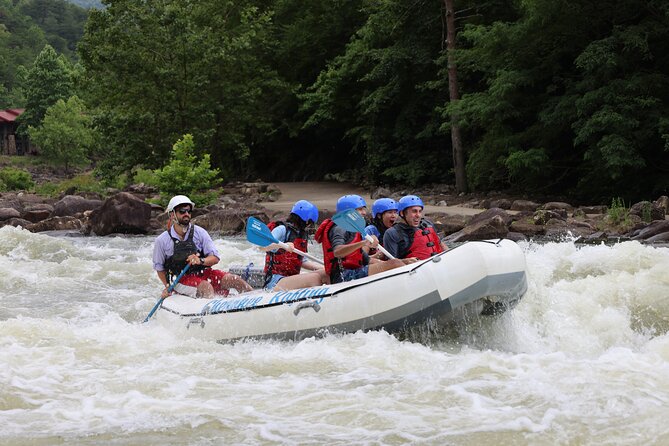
1,225,668,445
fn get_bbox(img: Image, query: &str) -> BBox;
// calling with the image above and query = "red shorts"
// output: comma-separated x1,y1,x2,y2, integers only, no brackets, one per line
176,269,229,296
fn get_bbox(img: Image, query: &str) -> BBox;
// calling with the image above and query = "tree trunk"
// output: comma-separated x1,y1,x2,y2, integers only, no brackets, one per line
443,0,468,193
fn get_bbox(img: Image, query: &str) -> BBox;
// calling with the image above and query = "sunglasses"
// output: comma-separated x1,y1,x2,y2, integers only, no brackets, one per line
176,208,192,215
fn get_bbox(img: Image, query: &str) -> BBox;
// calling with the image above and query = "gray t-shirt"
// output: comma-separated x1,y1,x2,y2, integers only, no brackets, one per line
328,224,369,265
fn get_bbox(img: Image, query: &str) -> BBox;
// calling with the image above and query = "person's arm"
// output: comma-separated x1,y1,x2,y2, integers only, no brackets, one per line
382,228,402,259
156,270,172,298
194,227,221,266
153,236,173,297
332,232,377,258
261,226,290,252
301,260,323,271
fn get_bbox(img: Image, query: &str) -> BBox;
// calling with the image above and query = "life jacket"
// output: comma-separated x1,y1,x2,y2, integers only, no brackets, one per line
315,218,363,282
263,221,307,284
164,225,206,279
395,220,443,260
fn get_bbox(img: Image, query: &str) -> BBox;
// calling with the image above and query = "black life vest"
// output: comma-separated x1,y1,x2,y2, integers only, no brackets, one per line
263,221,308,285
164,225,206,279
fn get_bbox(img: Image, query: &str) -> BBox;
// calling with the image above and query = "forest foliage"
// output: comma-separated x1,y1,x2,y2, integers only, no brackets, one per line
2,0,668,202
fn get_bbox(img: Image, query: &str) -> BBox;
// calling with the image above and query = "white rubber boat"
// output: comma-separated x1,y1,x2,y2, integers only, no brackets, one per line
152,239,528,341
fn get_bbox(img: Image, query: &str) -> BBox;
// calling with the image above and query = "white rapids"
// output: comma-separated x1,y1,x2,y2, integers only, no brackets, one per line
1,225,668,445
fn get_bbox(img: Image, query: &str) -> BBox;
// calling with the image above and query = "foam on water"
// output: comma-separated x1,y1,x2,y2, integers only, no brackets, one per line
1,226,669,445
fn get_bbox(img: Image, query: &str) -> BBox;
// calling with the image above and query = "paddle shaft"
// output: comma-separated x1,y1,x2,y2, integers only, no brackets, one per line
332,209,396,260
143,264,191,323
363,234,396,260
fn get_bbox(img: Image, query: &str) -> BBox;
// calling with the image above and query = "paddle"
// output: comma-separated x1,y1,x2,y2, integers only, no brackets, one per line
246,216,324,265
331,209,397,260
143,264,190,323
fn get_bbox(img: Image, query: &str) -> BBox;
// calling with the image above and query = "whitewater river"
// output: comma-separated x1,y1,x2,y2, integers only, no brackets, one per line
1,225,668,445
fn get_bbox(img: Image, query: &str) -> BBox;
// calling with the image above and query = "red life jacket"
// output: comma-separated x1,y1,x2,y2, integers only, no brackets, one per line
315,219,364,279
264,221,308,279
396,221,443,260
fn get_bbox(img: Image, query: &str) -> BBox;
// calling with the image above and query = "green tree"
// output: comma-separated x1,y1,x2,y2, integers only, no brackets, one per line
154,134,221,206
28,95,95,172
18,0,88,60
18,44,73,132
0,0,48,106
78,0,276,180
302,1,452,186
451,0,669,200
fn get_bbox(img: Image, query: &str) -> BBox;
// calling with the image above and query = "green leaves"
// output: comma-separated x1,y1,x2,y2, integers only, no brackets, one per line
153,134,221,206
18,45,74,132
27,95,95,172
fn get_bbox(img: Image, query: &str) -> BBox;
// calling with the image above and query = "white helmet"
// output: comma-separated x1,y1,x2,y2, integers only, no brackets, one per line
166,195,195,212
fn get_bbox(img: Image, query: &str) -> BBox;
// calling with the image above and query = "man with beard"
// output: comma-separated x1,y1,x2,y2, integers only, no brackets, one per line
152,195,252,298
383,195,448,260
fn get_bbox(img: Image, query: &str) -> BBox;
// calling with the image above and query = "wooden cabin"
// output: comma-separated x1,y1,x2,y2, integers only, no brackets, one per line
0,108,33,155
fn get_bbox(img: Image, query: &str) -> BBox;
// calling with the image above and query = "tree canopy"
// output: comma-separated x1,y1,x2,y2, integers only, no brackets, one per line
4,0,668,202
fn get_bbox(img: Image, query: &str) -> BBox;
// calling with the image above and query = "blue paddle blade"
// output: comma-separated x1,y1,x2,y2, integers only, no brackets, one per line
331,209,367,234
246,216,279,247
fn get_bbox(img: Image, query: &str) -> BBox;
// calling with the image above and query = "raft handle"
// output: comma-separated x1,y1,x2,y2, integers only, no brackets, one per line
186,317,206,330
293,301,321,316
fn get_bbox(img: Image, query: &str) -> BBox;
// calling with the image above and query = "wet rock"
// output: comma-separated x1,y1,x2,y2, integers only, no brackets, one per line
370,187,393,199
578,205,607,215
631,220,669,241
646,232,669,243
533,209,566,225
52,195,103,217
88,192,153,236
509,220,546,237
0,207,21,221
655,195,668,215
427,213,469,236
469,208,512,226
124,183,158,195
0,217,31,228
444,214,508,243
27,216,81,232
511,200,541,212
489,198,512,210
629,201,665,222
506,231,528,242
21,208,51,223
543,201,573,213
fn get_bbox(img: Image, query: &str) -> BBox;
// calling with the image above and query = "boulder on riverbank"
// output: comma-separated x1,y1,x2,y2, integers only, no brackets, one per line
86,192,153,236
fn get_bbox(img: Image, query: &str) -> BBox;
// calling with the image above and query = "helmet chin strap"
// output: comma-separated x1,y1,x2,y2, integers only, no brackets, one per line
170,211,189,233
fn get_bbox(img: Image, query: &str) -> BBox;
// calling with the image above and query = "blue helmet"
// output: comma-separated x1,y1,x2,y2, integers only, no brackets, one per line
398,195,424,213
372,198,399,219
291,200,319,223
336,194,367,213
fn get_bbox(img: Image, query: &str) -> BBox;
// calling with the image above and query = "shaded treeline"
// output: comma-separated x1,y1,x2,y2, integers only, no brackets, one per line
3,0,669,202
0,0,86,107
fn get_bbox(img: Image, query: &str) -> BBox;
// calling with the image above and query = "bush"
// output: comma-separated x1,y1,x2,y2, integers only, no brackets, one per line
154,134,221,207
607,197,630,226
132,168,160,187
0,167,35,191
34,172,107,198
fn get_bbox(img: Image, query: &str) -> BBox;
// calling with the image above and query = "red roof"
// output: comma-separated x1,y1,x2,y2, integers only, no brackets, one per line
0,108,25,123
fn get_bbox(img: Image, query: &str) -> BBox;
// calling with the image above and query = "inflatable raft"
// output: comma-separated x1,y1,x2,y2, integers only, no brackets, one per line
152,239,528,341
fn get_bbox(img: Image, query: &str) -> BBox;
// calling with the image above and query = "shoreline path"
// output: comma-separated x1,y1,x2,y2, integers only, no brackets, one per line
258,182,484,217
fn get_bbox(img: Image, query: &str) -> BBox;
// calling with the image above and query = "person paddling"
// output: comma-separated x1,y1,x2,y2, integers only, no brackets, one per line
315,194,409,284
152,195,252,298
261,200,329,291
383,195,448,260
